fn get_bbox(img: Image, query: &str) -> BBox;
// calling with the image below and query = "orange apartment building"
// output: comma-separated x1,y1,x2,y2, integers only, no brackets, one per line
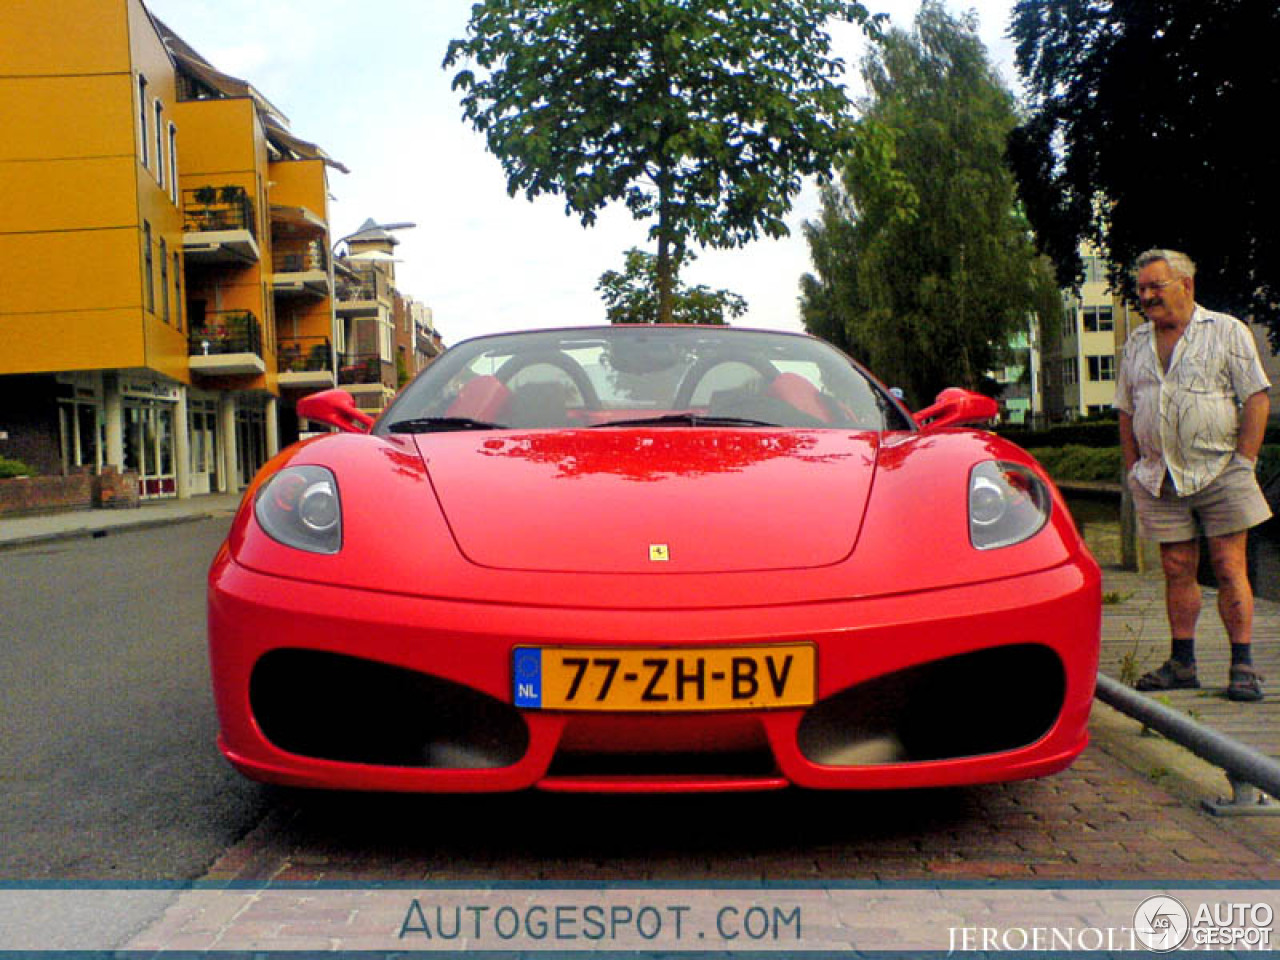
0,0,437,501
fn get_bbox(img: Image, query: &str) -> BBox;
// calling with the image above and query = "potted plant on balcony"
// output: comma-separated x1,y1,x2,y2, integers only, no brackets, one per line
192,186,221,229
220,185,247,230
307,342,331,372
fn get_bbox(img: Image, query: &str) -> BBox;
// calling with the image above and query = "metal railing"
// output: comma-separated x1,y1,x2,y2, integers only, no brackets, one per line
278,336,333,374
183,186,256,237
335,267,385,303
188,310,262,357
1095,675,1280,814
273,246,329,274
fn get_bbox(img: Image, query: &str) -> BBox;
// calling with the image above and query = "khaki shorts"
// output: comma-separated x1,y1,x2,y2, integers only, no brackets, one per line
1129,455,1273,542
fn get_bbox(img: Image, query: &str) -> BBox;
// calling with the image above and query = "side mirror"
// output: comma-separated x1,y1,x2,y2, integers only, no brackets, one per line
913,387,998,432
297,388,375,434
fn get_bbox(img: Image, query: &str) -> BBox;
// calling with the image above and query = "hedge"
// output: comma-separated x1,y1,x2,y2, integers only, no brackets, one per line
0,457,34,479
1000,419,1280,451
1025,444,1280,485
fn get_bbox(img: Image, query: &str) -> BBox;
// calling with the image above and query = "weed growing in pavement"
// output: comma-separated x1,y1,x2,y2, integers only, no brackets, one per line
1119,623,1143,686
1116,589,1155,687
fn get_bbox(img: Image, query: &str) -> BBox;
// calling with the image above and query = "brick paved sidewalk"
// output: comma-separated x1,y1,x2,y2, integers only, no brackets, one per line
1099,566,1280,758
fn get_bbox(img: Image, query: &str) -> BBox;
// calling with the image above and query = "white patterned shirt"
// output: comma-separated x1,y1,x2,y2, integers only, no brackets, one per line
1114,305,1270,496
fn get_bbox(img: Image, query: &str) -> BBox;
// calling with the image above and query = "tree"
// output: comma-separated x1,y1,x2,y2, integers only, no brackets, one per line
596,248,746,325
800,3,1056,408
444,0,879,323
1009,0,1280,341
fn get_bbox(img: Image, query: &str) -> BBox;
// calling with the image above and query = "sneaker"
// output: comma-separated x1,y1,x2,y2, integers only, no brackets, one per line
1135,659,1200,691
1227,664,1265,702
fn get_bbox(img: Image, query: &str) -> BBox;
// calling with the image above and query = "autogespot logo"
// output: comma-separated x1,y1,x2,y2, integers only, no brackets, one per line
1134,895,1191,952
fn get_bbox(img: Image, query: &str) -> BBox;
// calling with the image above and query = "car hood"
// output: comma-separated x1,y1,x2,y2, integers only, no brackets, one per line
415,429,879,574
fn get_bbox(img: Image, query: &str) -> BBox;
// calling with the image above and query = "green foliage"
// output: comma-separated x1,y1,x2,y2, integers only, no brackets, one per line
799,3,1055,408
0,457,34,479
1025,445,1123,483
998,420,1119,449
597,248,746,325
1008,1,1280,345
444,0,879,322
1026,443,1280,485
1260,445,1280,483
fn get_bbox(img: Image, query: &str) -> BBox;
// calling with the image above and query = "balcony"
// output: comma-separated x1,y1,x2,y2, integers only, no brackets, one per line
416,328,443,359
277,335,334,390
338,352,394,393
335,268,384,317
273,245,330,299
183,186,259,265
188,310,266,376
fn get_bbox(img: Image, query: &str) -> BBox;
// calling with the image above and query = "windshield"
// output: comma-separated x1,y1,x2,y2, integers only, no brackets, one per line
377,327,913,433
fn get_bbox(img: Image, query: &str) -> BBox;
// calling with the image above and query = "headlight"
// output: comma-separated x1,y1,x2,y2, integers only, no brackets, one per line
255,465,342,554
969,461,1050,550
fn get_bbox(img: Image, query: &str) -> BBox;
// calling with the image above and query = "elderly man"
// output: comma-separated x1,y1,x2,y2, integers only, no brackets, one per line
1115,249,1272,701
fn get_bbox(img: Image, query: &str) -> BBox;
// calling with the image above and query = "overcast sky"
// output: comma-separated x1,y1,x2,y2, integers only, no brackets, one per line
144,0,1019,345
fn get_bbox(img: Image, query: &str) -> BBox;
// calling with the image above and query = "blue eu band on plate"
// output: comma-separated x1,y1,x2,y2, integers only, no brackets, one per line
514,645,817,712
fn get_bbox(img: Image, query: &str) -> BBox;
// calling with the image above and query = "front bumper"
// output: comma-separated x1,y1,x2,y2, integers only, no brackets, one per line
209,556,1100,793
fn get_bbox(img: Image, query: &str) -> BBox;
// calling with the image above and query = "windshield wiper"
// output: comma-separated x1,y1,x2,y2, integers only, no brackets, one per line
588,413,781,428
385,416,508,433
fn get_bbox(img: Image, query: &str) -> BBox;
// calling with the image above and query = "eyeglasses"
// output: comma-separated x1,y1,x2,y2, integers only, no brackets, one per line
1136,278,1183,295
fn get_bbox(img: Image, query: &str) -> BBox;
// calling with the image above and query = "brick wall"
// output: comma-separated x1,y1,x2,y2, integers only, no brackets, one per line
0,474,93,516
0,468,140,516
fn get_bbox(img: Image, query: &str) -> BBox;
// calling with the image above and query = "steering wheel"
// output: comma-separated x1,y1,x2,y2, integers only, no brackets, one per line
673,353,779,409
494,350,602,409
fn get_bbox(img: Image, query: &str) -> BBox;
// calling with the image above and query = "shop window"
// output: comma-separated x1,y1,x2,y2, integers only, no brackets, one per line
58,401,101,473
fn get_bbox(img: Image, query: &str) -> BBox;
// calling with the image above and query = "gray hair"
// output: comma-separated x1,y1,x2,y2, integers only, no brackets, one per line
1135,248,1196,280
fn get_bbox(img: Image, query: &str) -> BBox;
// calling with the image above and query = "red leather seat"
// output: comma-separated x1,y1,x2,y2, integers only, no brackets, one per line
445,375,511,422
766,372,831,423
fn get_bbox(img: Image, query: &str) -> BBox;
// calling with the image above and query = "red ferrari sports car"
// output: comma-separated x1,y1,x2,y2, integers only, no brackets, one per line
208,325,1100,793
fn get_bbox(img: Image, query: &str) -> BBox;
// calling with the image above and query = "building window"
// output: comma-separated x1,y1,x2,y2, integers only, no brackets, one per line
1063,357,1079,386
1084,306,1113,332
380,316,394,364
137,75,149,168
174,251,184,332
1084,255,1106,285
154,100,165,188
1087,355,1116,382
159,238,170,323
168,123,179,203
143,222,155,313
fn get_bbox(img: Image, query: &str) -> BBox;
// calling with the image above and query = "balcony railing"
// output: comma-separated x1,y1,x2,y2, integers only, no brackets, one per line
183,186,256,237
278,336,333,374
336,274,378,302
189,310,262,357
334,268,388,318
274,246,329,274
338,353,392,386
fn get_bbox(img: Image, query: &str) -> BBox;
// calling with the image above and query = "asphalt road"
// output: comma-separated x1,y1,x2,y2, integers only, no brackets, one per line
0,516,268,879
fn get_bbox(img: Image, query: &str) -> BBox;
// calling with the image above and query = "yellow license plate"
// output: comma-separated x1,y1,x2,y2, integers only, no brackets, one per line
512,645,815,712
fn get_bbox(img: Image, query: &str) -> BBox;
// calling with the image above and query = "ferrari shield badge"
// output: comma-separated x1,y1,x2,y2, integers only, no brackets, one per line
649,544,670,562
